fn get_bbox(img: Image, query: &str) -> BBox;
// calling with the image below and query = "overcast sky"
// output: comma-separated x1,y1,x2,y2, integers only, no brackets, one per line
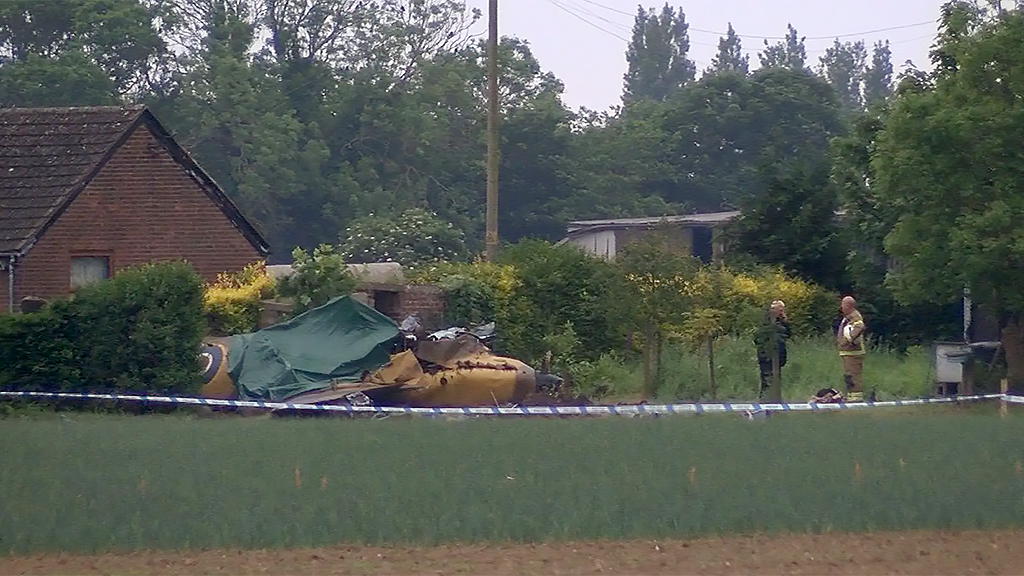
463,0,946,112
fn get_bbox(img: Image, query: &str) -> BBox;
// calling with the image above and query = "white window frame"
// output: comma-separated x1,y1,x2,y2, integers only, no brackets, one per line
71,256,110,289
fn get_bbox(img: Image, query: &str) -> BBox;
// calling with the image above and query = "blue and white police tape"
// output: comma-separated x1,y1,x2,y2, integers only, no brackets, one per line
0,390,1011,416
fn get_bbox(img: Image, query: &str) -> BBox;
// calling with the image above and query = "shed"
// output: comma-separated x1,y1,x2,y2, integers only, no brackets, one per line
559,211,740,262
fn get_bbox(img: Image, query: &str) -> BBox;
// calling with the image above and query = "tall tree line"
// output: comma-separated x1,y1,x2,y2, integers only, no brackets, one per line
0,0,900,273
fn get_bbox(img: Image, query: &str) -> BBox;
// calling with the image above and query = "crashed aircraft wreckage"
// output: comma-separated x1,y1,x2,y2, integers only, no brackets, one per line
198,295,564,412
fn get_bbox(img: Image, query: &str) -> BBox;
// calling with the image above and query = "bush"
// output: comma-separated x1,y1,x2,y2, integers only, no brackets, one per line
410,260,533,356
0,308,79,391
0,261,206,394
498,240,630,363
339,208,469,268
204,261,275,335
564,352,644,401
276,244,358,315
414,239,836,377
717,265,837,338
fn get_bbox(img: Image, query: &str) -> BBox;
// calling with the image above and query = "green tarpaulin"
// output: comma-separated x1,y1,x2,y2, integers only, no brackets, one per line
226,295,401,401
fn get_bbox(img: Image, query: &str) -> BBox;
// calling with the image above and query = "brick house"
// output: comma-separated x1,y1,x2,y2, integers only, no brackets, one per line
0,105,270,312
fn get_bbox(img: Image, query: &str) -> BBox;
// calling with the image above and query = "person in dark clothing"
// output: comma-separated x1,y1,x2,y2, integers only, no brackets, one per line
754,300,792,397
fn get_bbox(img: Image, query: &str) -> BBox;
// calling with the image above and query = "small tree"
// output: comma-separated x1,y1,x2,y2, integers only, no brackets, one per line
674,307,727,399
276,244,358,315
618,229,703,399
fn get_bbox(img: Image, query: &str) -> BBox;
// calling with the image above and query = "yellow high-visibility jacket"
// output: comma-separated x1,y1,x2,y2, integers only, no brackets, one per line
838,310,866,356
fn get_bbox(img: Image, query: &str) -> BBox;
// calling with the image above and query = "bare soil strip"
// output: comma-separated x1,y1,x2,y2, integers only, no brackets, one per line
2,529,1022,575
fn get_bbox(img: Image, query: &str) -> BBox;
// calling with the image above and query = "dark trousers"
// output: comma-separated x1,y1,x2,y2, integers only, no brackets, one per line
758,361,779,396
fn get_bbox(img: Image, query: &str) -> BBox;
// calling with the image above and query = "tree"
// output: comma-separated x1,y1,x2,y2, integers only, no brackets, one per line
0,51,117,106
565,103,683,222
757,24,807,71
617,230,702,398
0,0,167,104
159,0,321,261
497,92,577,242
276,244,358,315
707,23,748,76
830,112,961,348
818,39,868,110
863,40,894,108
652,66,845,211
622,3,696,104
728,145,848,291
872,2,1024,383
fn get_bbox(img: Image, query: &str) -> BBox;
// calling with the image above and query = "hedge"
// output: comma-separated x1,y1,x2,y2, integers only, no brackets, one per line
0,260,206,394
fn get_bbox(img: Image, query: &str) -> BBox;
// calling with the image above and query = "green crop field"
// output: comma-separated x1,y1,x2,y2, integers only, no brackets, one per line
3,406,1024,556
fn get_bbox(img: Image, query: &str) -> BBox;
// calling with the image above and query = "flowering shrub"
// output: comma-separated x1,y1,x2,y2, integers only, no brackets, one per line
339,208,468,268
204,261,275,335
719,266,835,337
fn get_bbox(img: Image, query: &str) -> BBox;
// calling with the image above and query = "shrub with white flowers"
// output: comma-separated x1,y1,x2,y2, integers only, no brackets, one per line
339,208,469,268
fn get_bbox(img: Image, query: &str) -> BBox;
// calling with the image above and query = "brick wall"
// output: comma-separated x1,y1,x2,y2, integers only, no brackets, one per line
353,283,447,330
0,124,263,311
399,284,446,329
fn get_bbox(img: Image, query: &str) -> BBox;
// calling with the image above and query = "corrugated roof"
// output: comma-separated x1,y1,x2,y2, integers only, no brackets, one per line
566,210,740,233
0,105,270,257
0,106,145,253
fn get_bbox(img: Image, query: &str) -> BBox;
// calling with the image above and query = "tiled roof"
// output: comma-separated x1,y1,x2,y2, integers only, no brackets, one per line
0,106,145,253
0,106,269,256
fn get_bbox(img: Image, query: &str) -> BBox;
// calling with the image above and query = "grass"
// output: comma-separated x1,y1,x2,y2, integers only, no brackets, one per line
572,335,936,402
3,406,1024,555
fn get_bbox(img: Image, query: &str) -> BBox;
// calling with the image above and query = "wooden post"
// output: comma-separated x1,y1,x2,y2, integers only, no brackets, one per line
642,322,654,400
707,335,717,400
484,0,499,261
962,356,975,396
1001,378,1008,418
654,329,663,397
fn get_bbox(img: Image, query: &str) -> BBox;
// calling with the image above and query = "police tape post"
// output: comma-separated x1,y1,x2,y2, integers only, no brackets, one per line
0,390,1016,416
1001,378,1009,418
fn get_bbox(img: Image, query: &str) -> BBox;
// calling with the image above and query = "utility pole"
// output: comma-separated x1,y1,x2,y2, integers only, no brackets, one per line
484,0,499,261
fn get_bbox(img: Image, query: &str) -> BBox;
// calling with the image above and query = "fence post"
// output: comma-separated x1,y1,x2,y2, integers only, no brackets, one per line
1001,378,1008,418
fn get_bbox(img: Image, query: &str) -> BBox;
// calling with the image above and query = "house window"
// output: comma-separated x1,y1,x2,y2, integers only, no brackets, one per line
71,256,110,289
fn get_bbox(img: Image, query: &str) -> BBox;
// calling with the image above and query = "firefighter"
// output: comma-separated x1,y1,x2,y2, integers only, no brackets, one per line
754,300,791,398
837,295,867,402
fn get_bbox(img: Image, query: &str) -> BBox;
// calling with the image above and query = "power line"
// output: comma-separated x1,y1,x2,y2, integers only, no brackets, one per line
559,0,719,47
544,0,936,64
548,0,719,47
572,0,938,41
560,0,632,31
547,0,629,42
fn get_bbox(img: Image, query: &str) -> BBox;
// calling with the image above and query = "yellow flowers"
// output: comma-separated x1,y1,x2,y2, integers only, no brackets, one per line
626,266,818,312
725,269,814,307
627,263,831,338
729,274,760,297
204,261,276,335
413,261,520,301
